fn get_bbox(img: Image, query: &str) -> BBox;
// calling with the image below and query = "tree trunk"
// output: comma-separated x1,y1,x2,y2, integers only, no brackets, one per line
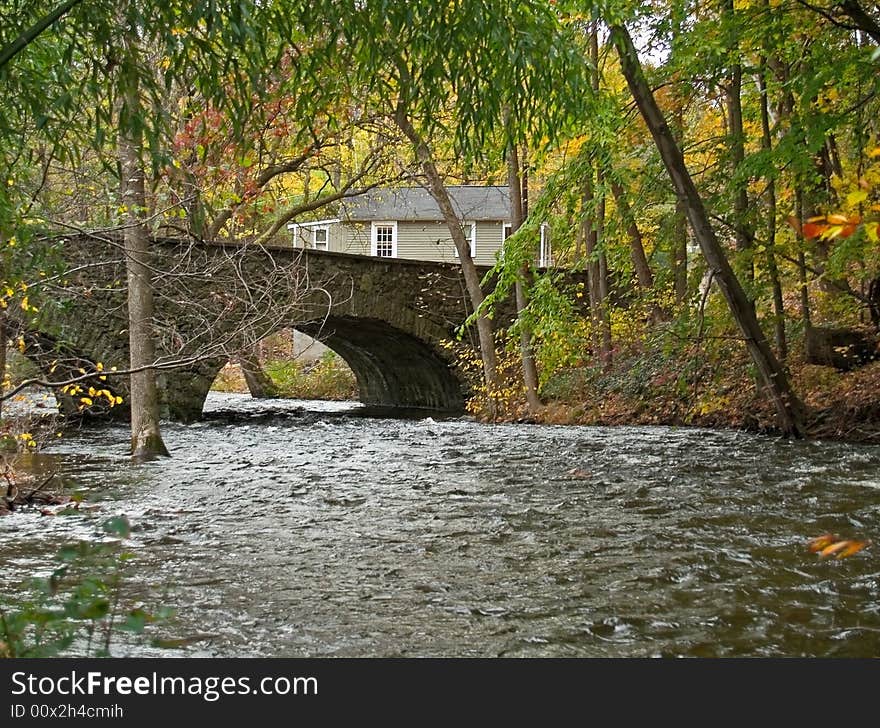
611,24,806,437
839,0,880,45
119,31,169,460
393,104,499,397
671,19,688,304
0,311,6,422
585,22,612,367
582,175,603,354
508,143,542,415
237,347,279,399
609,178,665,323
596,166,612,366
757,63,787,361
795,189,812,329
609,179,653,290
724,0,752,285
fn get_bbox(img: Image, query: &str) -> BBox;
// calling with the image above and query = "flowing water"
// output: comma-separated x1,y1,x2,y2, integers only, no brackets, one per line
3,391,880,657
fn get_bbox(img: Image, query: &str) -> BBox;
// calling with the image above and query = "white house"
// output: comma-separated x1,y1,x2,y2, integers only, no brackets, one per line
288,185,552,267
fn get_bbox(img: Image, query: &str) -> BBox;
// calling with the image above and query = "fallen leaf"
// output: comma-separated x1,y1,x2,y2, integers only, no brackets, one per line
807,533,838,553
819,540,851,558
835,540,871,559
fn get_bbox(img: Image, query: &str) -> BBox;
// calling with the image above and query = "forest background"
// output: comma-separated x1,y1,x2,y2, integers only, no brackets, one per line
2,0,880,457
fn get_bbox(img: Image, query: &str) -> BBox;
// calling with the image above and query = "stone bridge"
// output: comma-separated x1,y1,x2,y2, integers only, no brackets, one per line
21,232,544,421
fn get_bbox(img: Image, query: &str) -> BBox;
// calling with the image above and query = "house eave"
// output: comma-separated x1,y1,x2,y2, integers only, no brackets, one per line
287,218,341,230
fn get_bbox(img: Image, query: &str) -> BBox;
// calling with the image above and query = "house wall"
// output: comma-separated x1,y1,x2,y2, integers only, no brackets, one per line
327,220,505,266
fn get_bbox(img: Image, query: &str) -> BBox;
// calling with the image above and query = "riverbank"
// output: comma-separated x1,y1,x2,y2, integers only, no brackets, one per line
3,352,878,447
530,356,880,444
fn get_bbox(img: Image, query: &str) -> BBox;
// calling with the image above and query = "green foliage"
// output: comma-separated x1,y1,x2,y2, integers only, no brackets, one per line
295,0,590,162
264,352,358,401
0,515,170,657
440,333,531,420
213,352,358,401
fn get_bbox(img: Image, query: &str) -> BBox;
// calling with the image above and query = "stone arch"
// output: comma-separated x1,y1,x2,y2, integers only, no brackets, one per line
171,316,467,421
296,316,466,411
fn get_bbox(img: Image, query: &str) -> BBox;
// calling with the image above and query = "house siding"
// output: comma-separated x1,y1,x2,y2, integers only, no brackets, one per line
293,217,507,266
314,220,504,264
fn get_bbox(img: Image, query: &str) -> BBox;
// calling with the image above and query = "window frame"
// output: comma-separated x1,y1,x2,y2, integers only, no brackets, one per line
312,225,329,250
371,221,398,258
453,221,477,259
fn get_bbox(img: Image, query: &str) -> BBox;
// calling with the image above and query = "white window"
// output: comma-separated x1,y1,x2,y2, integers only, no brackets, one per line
312,226,329,250
539,223,552,268
288,218,338,249
371,221,397,257
502,222,513,242
454,221,477,259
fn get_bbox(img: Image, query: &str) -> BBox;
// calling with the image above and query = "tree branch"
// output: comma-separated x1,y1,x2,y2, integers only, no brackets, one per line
0,0,84,70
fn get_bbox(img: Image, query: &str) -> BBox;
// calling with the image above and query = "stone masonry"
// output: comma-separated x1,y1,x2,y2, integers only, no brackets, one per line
22,232,528,421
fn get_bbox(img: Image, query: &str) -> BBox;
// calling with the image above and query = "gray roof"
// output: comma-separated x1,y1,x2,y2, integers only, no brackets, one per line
341,185,510,222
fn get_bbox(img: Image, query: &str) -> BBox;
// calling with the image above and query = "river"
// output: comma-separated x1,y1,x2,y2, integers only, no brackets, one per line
2,391,880,657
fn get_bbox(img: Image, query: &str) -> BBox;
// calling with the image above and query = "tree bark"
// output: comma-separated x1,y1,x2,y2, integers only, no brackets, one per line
507,143,542,415
585,22,612,367
609,177,665,323
0,312,6,422
724,0,752,284
0,0,84,70
671,18,688,304
609,179,653,290
237,347,278,399
596,166,612,365
757,62,787,361
393,104,499,397
119,29,169,460
839,0,880,44
611,24,805,438
795,189,812,330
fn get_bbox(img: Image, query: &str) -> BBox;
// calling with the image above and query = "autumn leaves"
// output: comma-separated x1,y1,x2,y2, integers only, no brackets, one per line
807,532,871,560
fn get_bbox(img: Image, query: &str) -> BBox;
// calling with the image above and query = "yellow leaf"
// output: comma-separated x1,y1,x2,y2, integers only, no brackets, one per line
819,540,850,558
826,214,851,224
807,533,838,553
79,397,93,406
820,225,845,240
846,189,868,206
835,540,871,559
866,222,879,244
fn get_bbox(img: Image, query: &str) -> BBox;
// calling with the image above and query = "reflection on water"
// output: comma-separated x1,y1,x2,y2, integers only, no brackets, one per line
2,391,880,657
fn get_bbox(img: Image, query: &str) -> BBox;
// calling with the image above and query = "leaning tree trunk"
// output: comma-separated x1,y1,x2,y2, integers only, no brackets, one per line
611,24,806,438
508,142,542,415
394,104,499,399
119,33,169,460
237,346,279,399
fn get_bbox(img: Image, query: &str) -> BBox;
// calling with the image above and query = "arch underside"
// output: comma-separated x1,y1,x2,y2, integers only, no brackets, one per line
20,317,468,423
296,316,466,412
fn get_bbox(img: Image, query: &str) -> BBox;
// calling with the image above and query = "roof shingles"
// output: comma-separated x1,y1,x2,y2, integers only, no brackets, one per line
341,185,510,222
